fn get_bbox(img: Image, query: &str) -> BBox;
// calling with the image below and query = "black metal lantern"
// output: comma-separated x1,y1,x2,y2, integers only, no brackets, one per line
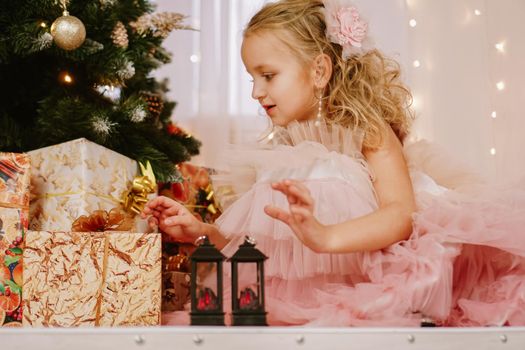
190,235,226,326
229,236,268,326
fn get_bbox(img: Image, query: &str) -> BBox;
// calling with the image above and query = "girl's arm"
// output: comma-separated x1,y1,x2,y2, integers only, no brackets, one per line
323,125,416,253
265,125,416,253
196,222,230,250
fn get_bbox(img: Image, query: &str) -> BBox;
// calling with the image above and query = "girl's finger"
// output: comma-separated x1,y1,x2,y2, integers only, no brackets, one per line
148,216,158,228
264,205,291,226
288,185,314,207
271,182,297,204
271,181,289,194
144,196,179,211
285,179,311,193
162,214,193,227
159,203,187,217
289,205,311,224
290,204,312,220
287,193,298,204
151,208,162,218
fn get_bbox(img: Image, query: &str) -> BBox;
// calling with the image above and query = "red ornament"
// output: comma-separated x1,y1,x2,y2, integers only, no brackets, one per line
169,182,190,203
166,122,182,136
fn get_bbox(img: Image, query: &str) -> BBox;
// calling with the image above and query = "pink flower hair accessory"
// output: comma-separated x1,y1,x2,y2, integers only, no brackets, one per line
322,0,372,59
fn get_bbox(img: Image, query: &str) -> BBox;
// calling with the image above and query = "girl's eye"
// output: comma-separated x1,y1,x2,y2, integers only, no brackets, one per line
262,73,274,81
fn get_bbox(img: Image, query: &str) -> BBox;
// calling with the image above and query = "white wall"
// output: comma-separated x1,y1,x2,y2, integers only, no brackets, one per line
153,0,525,182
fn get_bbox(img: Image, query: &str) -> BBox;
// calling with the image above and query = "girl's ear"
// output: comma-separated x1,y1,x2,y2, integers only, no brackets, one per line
312,53,332,89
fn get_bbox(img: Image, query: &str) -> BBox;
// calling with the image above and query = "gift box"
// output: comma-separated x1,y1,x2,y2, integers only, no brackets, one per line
161,242,193,312
23,230,162,327
28,138,152,232
162,271,191,312
0,152,30,327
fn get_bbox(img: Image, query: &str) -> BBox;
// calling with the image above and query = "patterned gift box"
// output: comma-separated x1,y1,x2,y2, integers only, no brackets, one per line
23,230,162,327
0,152,30,327
28,138,151,232
161,242,194,312
162,271,190,312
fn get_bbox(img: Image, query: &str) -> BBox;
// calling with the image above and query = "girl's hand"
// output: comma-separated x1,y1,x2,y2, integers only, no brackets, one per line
264,179,330,253
141,196,203,244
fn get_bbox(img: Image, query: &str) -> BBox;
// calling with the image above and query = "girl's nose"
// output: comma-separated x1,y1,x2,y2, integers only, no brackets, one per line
251,83,265,100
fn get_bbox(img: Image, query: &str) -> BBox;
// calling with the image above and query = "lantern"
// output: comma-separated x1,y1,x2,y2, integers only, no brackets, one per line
190,235,225,326
229,236,268,326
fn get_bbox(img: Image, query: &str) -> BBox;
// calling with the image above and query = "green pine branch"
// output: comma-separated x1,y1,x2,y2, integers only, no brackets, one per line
0,0,200,181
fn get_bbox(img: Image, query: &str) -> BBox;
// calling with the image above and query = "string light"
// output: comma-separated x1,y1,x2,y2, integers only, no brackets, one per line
474,9,482,16
490,148,496,155
190,54,200,63
491,111,497,119
495,42,505,53
409,19,417,27
59,71,74,84
412,60,421,68
40,22,47,28
496,81,505,91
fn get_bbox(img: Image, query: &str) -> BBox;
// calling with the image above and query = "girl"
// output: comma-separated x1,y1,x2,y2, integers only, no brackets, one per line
143,0,525,326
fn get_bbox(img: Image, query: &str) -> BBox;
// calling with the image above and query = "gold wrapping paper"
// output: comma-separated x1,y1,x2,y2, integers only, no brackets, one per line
28,138,151,232
23,231,161,327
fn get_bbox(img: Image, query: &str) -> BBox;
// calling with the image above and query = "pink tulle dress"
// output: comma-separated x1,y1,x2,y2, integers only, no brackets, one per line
164,120,525,327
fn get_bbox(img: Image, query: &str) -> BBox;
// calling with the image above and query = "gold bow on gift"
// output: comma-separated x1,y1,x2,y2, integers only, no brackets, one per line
121,161,157,215
71,207,133,232
203,184,218,215
185,183,221,218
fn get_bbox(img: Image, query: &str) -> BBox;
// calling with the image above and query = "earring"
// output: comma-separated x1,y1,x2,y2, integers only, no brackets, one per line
314,93,323,127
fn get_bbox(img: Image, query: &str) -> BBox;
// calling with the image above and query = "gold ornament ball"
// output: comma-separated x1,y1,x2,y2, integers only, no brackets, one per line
51,13,86,50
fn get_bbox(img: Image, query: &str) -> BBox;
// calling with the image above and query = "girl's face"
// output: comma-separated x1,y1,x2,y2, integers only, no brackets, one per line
241,31,318,127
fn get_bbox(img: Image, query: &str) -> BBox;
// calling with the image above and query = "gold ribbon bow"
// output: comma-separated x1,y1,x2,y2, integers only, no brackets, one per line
71,207,133,232
184,183,221,217
203,184,218,215
121,161,157,215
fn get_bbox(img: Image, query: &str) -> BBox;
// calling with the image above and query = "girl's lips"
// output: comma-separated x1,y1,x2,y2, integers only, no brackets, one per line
263,105,276,115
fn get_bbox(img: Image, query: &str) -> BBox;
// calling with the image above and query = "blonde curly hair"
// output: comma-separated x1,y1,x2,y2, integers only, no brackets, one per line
245,0,414,148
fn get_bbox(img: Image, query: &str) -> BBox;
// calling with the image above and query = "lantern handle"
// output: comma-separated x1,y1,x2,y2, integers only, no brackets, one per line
245,235,257,245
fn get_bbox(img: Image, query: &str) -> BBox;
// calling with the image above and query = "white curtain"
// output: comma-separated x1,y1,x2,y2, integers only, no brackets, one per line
153,0,268,167
154,0,525,182
406,0,525,183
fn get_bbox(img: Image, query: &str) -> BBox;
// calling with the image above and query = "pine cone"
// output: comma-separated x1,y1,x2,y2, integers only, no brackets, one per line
141,92,164,125
111,21,129,48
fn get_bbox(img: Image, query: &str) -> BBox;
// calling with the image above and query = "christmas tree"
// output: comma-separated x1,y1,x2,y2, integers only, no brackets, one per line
0,0,201,181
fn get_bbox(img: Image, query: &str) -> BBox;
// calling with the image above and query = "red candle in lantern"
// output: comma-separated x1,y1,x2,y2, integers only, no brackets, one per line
197,287,218,311
239,287,259,310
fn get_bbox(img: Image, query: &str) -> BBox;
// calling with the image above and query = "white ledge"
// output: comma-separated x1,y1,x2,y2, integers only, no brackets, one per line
1,326,525,350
